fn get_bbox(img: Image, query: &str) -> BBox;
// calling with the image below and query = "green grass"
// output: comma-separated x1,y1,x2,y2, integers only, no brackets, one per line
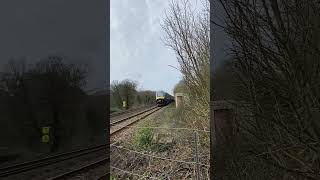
131,104,177,152
133,127,154,150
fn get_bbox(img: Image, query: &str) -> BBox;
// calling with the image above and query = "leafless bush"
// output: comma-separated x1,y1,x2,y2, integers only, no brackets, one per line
214,0,320,179
162,0,210,131
173,79,187,95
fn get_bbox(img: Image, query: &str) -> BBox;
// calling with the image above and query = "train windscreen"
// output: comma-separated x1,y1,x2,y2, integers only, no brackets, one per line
156,91,165,97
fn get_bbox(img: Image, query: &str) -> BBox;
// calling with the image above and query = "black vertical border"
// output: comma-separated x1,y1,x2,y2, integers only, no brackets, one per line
105,0,110,177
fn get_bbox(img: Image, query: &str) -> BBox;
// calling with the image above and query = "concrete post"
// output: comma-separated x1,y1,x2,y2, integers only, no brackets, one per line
211,100,238,180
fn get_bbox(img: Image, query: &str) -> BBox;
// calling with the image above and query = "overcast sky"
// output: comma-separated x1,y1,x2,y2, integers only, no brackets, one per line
110,0,187,95
0,0,227,95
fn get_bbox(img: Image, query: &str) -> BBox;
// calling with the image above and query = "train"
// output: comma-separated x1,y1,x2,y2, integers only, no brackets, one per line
156,91,174,106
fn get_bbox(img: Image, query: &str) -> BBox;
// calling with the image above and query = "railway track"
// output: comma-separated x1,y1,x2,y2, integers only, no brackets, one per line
0,106,163,179
110,105,152,118
110,106,162,135
110,106,158,125
48,142,120,180
48,142,121,180
111,106,158,124
0,144,107,179
47,157,109,180
51,107,163,179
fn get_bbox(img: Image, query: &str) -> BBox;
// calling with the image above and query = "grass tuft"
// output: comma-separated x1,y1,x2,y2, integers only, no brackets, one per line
133,128,154,151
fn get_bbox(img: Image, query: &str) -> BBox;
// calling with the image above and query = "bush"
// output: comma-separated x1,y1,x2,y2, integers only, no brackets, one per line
110,175,117,180
162,0,210,131
133,128,154,150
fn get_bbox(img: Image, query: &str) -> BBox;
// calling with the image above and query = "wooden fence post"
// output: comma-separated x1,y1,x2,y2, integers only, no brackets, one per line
193,131,201,180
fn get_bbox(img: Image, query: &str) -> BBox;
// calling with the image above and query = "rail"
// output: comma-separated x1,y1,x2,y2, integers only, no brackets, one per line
111,106,158,125
110,106,163,135
0,144,107,178
48,157,109,180
110,105,154,118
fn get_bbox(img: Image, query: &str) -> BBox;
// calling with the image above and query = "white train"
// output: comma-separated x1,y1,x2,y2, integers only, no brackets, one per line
155,91,174,106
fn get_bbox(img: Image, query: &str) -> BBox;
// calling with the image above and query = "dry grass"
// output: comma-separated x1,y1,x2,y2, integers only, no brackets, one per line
110,105,210,179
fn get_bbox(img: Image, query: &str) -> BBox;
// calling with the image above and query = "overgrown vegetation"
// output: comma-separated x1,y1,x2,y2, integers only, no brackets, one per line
132,106,176,153
0,56,105,155
162,0,210,132
110,79,155,111
133,127,154,151
213,0,320,179
111,0,211,178
109,175,116,180
173,79,187,95
112,105,209,179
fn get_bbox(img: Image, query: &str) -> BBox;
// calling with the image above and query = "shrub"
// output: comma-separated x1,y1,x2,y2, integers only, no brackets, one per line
133,128,154,150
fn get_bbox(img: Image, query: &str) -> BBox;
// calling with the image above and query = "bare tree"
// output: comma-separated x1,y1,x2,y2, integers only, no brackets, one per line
173,79,187,95
135,90,156,106
31,56,87,151
214,0,320,179
162,0,210,130
110,80,122,108
1,58,28,95
1,56,88,152
110,79,138,110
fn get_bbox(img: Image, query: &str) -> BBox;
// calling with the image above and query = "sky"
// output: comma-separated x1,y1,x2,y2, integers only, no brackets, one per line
0,0,108,92
0,0,220,95
110,0,186,95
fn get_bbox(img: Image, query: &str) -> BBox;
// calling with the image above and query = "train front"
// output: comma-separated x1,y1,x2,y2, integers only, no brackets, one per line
156,91,166,106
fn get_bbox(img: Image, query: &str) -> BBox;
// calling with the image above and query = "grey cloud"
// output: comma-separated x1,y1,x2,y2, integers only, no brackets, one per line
111,0,192,94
